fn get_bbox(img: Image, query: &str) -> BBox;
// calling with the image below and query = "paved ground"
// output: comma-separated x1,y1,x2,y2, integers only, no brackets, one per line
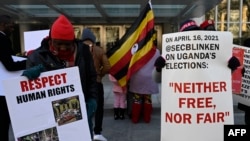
101,76,245,141
101,109,244,141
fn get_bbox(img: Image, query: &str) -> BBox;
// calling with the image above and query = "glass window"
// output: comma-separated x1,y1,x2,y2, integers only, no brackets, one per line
105,26,119,51
217,23,227,31
242,24,250,38
206,0,248,43
229,23,240,38
242,1,250,38
73,26,83,39
244,0,250,22
205,7,215,20
230,10,240,23
218,0,228,22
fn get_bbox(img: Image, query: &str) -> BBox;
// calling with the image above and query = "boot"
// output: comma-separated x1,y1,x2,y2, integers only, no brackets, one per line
114,108,119,120
143,103,152,123
131,103,142,123
119,108,125,120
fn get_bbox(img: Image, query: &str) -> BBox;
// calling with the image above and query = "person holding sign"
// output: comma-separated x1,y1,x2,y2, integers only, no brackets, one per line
200,19,245,76
0,14,27,141
179,19,200,32
153,19,201,82
157,19,239,141
82,28,110,141
153,19,243,82
200,19,216,31
238,38,250,125
129,48,160,124
21,15,98,139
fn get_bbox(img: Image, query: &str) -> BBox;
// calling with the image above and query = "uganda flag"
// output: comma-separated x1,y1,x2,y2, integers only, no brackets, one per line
106,1,156,89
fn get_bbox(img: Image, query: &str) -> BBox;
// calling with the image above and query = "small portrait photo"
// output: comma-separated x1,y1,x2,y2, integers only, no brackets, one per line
52,95,82,126
17,126,59,141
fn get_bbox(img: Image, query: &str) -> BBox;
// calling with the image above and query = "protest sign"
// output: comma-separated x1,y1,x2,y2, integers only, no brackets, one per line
0,56,26,96
24,29,49,51
231,47,244,94
160,31,234,141
232,45,250,106
3,67,91,141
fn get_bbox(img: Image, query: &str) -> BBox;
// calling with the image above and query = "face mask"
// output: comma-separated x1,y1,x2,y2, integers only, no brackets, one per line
50,45,75,61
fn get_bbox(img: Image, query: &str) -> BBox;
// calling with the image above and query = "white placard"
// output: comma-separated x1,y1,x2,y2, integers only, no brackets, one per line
24,29,49,51
160,31,234,141
3,67,91,141
232,44,250,106
0,56,26,96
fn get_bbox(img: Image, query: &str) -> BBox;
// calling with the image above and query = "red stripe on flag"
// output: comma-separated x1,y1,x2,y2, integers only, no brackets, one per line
127,46,156,79
109,50,131,75
137,19,154,42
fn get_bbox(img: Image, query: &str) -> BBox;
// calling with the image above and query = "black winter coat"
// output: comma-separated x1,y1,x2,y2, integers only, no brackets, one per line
26,38,98,101
0,32,26,71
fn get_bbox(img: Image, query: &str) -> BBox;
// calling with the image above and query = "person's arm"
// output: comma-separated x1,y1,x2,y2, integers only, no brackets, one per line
82,43,98,100
152,56,165,83
0,39,26,71
108,74,116,83
0,54,26,71
152,68,162,83
100,47,111,77
21,44,48,80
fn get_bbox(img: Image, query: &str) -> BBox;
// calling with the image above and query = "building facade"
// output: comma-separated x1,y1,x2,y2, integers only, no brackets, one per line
14,0,248,54
206,0,250,44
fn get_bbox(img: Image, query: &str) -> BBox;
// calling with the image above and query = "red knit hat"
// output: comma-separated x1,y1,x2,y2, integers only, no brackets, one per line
51,15,75,40
200,20,215,29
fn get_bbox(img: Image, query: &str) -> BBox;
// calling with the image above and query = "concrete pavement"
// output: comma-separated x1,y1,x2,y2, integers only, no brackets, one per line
100,75,245,141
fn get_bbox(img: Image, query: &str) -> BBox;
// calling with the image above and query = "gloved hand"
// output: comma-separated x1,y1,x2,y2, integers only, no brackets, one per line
21,64,45,80
154,56,166,72
228,56,240,72
86,98,97,119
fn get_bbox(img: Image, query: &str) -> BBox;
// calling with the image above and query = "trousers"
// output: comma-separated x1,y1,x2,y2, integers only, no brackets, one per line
0,96,10,141
94,82,104,134
113,92,126,108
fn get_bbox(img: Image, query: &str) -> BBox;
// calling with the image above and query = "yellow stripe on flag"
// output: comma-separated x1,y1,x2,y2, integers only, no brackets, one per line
108,10,154,66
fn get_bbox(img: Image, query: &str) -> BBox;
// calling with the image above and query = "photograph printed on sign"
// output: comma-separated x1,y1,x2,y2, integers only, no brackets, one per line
52,95,82,126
